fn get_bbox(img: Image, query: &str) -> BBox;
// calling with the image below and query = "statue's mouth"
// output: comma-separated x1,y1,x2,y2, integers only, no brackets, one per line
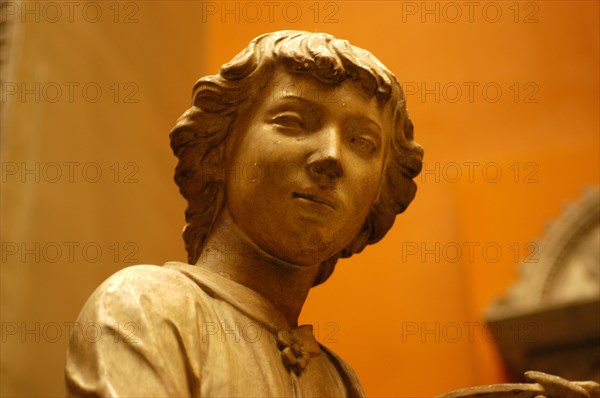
292,192,337,210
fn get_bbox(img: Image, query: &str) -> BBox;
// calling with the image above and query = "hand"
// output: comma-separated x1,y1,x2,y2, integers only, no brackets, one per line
436,370,600,398
524,370,600,398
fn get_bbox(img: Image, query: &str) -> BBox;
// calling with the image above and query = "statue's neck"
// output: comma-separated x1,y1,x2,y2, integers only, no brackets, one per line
196,209,321,327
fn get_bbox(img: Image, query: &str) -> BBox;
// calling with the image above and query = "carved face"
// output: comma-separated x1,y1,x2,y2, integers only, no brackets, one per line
223,68,390,266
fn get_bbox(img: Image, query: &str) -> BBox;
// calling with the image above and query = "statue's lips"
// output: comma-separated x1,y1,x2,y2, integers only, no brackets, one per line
292,192,337,210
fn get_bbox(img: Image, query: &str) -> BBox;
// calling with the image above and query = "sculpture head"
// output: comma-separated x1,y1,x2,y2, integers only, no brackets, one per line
170,30,423,285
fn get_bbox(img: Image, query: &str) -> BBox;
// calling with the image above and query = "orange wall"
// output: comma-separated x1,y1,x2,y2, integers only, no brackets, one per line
1,1,598,397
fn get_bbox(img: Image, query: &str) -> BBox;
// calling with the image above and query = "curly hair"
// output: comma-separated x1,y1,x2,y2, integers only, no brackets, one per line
170,30,423,286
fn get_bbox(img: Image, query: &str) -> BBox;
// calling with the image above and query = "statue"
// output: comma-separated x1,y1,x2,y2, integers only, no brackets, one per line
65,30,423,396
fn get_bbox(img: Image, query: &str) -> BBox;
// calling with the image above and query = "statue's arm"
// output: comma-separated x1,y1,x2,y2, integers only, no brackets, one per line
65,265,202,397
437,371,600,398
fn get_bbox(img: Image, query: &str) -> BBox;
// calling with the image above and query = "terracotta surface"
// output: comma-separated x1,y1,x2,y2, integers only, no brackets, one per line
1,2,598,397
65,30,422,396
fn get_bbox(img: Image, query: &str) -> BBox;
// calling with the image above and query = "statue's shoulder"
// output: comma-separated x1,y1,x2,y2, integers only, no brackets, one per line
95,263,198,299
77,263,209,326
67,264,209,396
100,263,193,288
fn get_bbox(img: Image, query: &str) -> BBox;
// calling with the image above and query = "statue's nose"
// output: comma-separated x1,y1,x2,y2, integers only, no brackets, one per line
306,127,344,183
307,157,343,181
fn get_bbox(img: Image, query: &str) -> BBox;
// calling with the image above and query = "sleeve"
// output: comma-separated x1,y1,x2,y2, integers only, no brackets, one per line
65,265,203,397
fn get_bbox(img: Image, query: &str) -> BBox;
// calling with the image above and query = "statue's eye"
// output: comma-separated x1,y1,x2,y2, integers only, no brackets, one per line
349,135,376,154
271,112,305,130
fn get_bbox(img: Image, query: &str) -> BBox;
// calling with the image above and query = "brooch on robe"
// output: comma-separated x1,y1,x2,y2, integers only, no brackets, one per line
276,325,321,375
